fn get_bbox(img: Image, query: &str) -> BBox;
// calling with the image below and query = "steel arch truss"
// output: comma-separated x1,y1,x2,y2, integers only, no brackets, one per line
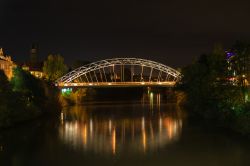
56,58,181,86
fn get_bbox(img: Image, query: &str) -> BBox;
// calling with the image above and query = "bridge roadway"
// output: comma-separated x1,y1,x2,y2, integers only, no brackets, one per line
57,81,176,88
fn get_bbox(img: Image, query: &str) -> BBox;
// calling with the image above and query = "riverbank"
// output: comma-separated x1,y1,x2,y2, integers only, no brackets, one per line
178,91,250,137
0,68,61,129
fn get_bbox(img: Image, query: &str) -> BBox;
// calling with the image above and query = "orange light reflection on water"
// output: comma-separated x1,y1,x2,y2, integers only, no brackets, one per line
59,115,182,154
59,93,182,155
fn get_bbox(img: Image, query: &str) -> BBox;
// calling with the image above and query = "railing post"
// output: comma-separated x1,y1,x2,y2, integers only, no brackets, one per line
141,65,144,82
99,68,104,82
157,71,162,82
123,64,125,82
79,75,83,83
85,74,89,83
89,72,93,83
149,67,153,82
120,64,124,82
165,74,169,81
94,70,99,83
131,65,134,82
103,67,107,82
113,65,116,82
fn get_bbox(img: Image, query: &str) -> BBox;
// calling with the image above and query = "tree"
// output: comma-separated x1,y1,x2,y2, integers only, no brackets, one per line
179,44,236,118
0,67,61,128
43,54,68,81
0,69,12,93
11,67,46,110
179,42,250,134
0,70,13,126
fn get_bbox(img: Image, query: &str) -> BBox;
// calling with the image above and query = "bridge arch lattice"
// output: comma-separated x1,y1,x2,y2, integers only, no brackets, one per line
56,58,181,87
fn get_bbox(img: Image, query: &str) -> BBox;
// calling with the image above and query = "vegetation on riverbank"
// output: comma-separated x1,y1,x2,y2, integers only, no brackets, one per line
0,67,61,128
178,42,250,135
59,88,88,106
59,87,146,106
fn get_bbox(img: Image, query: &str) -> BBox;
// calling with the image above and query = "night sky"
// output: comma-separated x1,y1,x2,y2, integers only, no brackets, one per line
1,0,250,67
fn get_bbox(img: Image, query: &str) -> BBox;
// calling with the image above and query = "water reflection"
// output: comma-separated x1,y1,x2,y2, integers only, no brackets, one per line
59,93,182,155
142,90,162,111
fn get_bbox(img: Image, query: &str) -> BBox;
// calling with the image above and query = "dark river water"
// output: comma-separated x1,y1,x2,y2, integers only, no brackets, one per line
0,90,250,166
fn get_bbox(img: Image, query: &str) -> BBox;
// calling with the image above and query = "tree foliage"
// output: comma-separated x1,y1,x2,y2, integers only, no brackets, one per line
179,42,250,134
43,54,68,81
0,70,15,126
0,67,61,128
230,41,250,88
11,67,46,109
179,44,243,118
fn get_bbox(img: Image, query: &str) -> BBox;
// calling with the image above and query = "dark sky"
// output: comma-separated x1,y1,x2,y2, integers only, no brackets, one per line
1,0,250,67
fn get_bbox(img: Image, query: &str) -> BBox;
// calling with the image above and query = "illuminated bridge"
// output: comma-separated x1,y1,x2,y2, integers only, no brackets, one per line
56,58,181,87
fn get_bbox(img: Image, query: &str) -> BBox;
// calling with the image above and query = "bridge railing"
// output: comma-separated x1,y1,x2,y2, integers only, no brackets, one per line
56,81,176,87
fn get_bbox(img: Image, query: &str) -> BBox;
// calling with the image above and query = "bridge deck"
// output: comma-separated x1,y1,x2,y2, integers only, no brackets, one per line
57,82,176,87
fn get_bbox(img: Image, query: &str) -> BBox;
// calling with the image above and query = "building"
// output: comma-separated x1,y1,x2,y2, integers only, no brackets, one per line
20,44,45,79
226,50,250,86
21,62,45,79
0,48,15,79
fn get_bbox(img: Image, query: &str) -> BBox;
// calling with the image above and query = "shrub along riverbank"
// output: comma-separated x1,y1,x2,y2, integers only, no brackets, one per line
178,42,250,136
0,67,61,128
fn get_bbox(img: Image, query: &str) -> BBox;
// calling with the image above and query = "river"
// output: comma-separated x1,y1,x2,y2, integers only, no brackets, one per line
0,90,250,166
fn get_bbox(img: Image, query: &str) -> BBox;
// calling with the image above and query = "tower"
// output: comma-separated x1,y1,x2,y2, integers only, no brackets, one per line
30,43,39,65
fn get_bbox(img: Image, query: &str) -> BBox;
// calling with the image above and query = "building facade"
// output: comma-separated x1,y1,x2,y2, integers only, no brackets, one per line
0,48,15,79
22,63,45,79
226,50,250,86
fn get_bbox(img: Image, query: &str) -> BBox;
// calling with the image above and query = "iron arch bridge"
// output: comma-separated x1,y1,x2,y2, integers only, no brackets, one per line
56,58,181,87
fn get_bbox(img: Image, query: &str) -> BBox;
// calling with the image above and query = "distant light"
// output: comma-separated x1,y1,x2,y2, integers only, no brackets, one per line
109,120,112,132
141,117,145,129
245,93,249,102
226,51,236,59
108,83,112,85
141,82,145,85
61,112,64,121
61,88,72,94
89,83,93,86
